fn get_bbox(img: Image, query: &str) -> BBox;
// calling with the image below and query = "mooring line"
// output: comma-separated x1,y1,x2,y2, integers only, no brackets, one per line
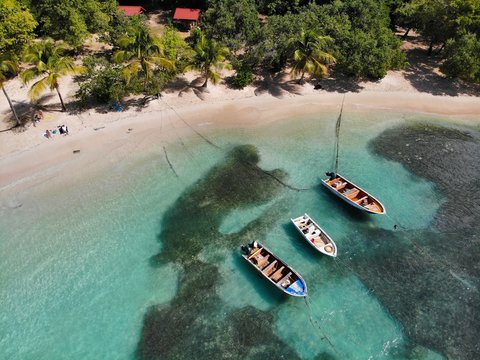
161,98,222,150
303,297,339,355
333,94,346,175
162,99,315,192
375,213,475,292
163,146,179,178
240,160,315,192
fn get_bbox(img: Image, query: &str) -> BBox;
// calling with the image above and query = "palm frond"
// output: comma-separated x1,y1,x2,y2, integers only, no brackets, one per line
21,68,41,84
208,70,221,85
28,77,49,101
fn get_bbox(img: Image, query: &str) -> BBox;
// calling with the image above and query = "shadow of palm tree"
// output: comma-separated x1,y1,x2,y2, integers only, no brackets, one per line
403,48,480,96
1,100,33,130
166,75,211,101
317,73,364,93
253,71,303,98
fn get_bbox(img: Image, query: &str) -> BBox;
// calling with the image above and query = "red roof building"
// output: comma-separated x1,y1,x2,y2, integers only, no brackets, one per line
118,6,145,16
173,8,201,22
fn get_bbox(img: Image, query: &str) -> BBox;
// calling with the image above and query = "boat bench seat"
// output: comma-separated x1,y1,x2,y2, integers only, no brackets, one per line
263,260,278,276
270,266,285,282
278,272,293,287
346,189,360,199
248,247,262,259
328,178,341,185
355,195,368,204
256,255,270,269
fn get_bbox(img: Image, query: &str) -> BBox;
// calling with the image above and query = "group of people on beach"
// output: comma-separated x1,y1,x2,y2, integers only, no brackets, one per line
44,125,69,139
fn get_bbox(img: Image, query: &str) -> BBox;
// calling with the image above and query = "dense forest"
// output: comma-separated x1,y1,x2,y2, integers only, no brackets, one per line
1,0,479,114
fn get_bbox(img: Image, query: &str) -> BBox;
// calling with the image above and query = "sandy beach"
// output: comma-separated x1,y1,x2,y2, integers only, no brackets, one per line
1,68,479,194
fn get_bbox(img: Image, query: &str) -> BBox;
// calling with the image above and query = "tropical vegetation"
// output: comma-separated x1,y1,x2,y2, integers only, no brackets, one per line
0,52,20,125
21,39,83,111
187,31,231,87
289,30,336,83
0,0,478,120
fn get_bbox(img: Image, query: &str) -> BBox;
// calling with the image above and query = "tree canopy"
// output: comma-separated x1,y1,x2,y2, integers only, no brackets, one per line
29,0,117,47
0,0,37,54
202,0,261,51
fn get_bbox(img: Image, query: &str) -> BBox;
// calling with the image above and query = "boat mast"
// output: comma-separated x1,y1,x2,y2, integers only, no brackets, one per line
333,95,345,176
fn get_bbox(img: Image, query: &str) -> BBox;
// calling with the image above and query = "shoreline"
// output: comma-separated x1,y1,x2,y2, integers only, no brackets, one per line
1,83,480,193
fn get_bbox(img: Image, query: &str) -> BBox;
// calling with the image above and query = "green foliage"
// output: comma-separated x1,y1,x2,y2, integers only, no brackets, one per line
101,13,145,48
246,1,404,79
30,0,117,47
113,23,175,89
187,31,231,87
255,0,305,15
397,0,480,53
21,39,84,110
160,24,193,70
202,0,261,51
0,0,37,54
75,56,127,105
0,51,21,125
322,0,406,79
231,67,254,88
441,32,480,82
290,30,336,82
245,12,309,71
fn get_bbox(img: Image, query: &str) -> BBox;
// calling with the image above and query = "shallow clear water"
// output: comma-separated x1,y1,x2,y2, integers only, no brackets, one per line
1,110,471,359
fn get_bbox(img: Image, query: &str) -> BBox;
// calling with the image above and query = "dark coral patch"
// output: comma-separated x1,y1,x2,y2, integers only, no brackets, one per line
347,124,480,360
136,145,302,360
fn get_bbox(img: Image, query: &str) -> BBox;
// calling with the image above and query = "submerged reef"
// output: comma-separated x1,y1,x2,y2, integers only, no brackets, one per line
136,145,302,360
355,124,480,360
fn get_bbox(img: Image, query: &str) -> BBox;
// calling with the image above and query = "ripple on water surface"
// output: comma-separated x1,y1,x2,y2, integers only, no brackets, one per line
2,112,476,360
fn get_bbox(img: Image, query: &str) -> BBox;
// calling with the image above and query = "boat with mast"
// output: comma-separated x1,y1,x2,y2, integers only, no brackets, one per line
321,96,386,215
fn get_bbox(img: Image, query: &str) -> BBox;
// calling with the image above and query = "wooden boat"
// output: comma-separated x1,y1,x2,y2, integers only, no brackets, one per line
291,214,337,257
321,173,386,214
241,241,307,297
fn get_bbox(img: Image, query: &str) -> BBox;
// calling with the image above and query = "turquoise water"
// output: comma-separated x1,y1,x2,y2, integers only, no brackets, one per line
0,111,461,359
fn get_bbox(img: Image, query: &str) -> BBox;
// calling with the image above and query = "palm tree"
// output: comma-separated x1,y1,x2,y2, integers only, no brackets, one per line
290,30,336,84
188,32,231,88
21,39,83,111
0,53,21,126
113,26,174,89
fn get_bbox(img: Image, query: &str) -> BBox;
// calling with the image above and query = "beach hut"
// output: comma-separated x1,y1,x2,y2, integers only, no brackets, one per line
118,6,145,16
173,8,201,30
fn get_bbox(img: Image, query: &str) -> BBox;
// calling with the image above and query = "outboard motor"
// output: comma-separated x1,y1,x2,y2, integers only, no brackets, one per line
326,172,335,180
241,245,250,254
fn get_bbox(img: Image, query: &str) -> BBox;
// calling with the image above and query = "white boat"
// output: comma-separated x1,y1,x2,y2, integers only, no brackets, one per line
291,214,337,257
321,173,386,215
241,241,307,297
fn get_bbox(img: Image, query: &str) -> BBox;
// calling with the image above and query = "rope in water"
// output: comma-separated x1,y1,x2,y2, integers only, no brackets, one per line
333,94,346,176
161,98,316,192
303,297,339,355
385,213,477,290
163,146,179,178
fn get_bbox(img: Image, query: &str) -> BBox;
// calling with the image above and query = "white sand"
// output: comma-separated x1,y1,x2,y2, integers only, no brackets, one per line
1,68,479,193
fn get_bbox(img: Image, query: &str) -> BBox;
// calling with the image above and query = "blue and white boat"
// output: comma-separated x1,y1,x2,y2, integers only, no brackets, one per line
241,241,307,297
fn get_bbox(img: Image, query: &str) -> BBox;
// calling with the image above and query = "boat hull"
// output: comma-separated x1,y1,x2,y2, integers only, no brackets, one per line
321,173,386,214
291,214,337,257
241,242,307,297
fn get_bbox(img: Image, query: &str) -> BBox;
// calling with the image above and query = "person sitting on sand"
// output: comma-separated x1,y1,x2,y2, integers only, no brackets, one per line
33,110,43,126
